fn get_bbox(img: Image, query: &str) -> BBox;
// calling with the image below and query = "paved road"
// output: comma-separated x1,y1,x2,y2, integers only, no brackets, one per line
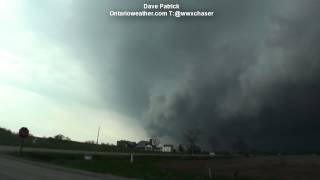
0,155,135,180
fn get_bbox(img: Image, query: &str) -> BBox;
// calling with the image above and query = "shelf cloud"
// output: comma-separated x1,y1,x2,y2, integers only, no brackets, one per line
1,0,320,151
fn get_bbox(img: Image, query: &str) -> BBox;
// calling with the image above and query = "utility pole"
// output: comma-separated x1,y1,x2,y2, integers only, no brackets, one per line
96,126,100,144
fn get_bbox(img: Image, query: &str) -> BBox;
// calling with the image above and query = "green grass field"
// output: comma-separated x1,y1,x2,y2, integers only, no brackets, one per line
10,152,255,180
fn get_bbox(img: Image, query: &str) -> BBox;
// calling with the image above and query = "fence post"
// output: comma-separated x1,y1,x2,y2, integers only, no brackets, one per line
208,167,212,178
233,170,239,180
130,153,134,163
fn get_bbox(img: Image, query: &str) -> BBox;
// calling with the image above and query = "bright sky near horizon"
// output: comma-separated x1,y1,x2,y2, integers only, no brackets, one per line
0,0,148,144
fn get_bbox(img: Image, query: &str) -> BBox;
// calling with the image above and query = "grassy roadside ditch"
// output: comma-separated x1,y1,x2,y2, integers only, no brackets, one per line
8,152,257,180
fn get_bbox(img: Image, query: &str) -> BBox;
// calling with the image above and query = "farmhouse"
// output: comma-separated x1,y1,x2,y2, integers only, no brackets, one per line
136,140,151,150
162,144,174,152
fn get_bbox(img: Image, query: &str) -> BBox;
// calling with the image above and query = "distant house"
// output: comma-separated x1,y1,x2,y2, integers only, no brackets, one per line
153,145,162,152
162,144,174,153
136,140,149,149
136,139,157,151
145,144,153,151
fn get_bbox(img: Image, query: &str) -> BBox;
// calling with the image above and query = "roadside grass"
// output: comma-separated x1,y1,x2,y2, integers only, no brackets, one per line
9,152,256,180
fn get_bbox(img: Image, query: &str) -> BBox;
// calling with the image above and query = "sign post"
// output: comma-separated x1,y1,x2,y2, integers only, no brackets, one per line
18,127,29,156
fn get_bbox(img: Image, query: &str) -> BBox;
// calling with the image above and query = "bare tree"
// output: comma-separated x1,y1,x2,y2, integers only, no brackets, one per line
54,134,71,141
54,134,64,140
209,136,220,152
151,136,160,147
184,128,201,155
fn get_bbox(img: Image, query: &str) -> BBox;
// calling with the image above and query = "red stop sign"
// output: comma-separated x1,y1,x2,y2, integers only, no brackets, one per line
19,127,29,138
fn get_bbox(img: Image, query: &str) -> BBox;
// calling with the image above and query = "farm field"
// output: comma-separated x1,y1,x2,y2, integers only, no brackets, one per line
158,155,320,180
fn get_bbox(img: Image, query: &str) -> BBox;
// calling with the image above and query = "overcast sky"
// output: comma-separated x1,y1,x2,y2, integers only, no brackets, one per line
1,0,320,151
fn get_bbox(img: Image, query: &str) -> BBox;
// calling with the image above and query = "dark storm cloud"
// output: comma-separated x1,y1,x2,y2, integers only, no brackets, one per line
141,0,320,152
31,0,320,151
